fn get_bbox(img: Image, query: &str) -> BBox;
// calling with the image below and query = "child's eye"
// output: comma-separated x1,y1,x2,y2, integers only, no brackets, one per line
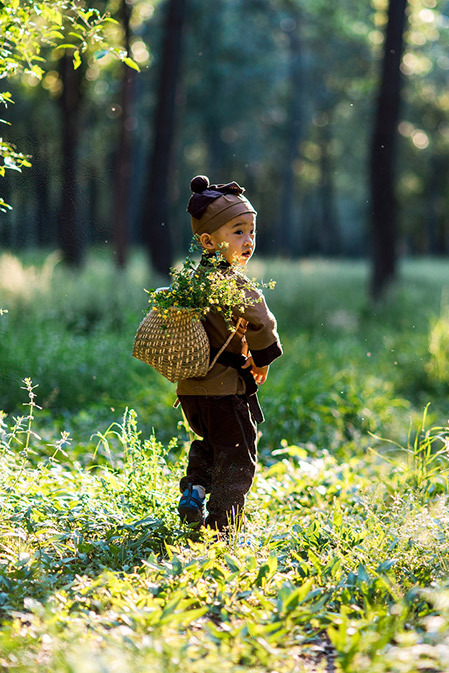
235,229,243,235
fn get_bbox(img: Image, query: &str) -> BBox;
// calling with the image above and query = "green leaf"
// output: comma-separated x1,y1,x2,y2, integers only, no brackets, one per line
255,563,270,587
78,10,94,23
94,49,108,60
4,160,21,172
357,563,370,585
376,558,398,574
30,64,44,79
47,30,64,40
224,554,240,573
54,43,78,51
73,50,81,70
0,198,12,212
333,499,343,529
266,551,278,574
123,57,140,72
0,92,13,105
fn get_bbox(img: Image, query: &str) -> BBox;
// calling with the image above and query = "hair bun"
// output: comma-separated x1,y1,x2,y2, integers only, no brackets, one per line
190,175,210,193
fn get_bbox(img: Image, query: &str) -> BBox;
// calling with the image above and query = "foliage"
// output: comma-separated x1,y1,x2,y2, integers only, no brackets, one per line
2,0,448,255
0,0,138,209
0,1,126,80
370,404,449,497
147,240,275,329
427,301,449,385
1,255,449,669
2,374,449,671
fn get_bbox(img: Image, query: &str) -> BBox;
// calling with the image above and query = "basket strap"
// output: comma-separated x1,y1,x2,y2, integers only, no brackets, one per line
173,317,243,409
208,317,243,372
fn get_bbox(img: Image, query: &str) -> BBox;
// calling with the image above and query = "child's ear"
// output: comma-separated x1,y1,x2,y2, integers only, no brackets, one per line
199,232,216,250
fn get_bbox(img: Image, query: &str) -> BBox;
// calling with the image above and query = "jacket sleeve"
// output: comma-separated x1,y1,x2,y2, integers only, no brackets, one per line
234,287,283,367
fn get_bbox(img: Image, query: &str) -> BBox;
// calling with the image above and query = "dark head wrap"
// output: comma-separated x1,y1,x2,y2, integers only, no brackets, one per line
187,175,256,235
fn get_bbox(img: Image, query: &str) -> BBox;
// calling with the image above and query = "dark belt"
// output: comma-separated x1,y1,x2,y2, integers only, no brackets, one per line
209,348,264,424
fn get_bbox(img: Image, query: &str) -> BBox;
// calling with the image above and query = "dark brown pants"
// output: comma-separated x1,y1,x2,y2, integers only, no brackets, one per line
178,395,257,531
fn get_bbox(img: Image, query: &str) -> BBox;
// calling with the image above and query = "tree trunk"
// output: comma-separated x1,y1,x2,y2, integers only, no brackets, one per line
33,141,52,247
369,0,408,299
112,0,138,268
141,0,187,275
58,53,83,266
318,114,341,256
202,5,226,178
428,153,447,254
277,7,303,257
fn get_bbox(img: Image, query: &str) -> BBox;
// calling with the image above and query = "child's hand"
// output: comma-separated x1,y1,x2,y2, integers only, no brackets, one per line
242,357,269,385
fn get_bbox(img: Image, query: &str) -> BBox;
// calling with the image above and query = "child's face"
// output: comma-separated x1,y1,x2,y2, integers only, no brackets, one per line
201,213,256,266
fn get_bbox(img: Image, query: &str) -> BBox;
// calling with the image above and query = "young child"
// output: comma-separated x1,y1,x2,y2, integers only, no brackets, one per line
177,175,282,532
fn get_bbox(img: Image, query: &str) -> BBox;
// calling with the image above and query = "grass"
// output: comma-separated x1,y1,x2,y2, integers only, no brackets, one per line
1,250,449,671
2,250,448,453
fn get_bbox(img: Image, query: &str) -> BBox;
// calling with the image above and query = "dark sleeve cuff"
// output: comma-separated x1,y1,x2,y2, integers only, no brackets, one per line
251,340,283,367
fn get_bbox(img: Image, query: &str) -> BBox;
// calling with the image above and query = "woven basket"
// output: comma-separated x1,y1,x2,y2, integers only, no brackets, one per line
132,307,210,382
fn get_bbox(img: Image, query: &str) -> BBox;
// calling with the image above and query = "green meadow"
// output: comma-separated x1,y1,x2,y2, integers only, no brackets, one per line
1,251,449,672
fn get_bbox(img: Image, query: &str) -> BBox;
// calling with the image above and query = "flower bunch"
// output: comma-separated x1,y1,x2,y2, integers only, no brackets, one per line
146,239,275,330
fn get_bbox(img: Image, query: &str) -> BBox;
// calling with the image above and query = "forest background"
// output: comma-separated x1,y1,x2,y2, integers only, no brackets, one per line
2,0,448,284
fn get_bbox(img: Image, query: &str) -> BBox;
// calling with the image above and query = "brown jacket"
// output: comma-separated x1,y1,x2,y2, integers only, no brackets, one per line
176,277,282,396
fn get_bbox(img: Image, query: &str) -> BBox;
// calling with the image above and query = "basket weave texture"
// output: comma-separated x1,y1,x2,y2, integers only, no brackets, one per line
132,307,210,382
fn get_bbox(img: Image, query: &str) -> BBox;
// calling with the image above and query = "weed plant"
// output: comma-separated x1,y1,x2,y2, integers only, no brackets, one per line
2,251,449,670
1,382,449,671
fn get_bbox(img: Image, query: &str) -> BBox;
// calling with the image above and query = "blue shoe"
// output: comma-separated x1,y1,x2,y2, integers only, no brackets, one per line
178,485,205,526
